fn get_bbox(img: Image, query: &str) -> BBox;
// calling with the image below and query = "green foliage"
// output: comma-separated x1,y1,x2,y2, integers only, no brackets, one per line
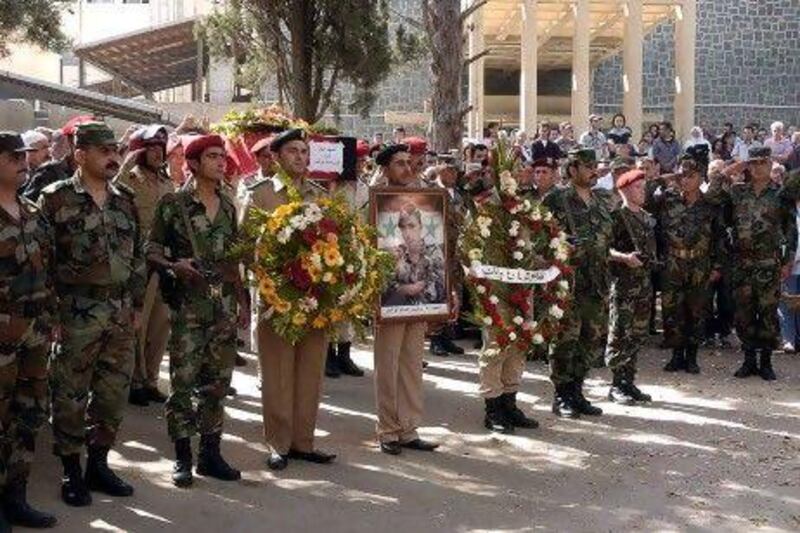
198,0,412,121
0,0,74,56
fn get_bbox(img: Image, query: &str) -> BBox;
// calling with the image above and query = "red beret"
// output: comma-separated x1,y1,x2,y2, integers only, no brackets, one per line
250,136,274,156
401,136,427,155
356,139,370,159
62,115,96,136
183,134,225,161
616,169,645,189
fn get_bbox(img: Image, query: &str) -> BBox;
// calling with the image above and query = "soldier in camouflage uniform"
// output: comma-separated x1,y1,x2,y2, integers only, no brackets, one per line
543,149,614,418
649,157,723,374
0,133,57,529
605,170,656,404
704,146,800,380
39,123,145,507
147,134,249,487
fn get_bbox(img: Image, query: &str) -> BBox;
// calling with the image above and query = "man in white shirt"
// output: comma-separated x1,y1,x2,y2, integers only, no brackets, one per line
578,114,609,161
731,125,761,162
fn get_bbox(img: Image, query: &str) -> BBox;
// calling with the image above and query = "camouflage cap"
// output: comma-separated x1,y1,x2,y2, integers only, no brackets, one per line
609,156,635,171
749,146,772,160
74,122,118,148
567,148,597,165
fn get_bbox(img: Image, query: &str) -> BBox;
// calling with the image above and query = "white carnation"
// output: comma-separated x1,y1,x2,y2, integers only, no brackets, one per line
468,248,483,261
480,228,491,238
513,251,524,261
476,285,487,294
549,237,561,249
549,305,564,319
489,295,499,305
544,211,553,222
532,333,544,345
558,279,570,291
483,316,493,326
516,239,526,248
513,316,524,325
508,332,517,341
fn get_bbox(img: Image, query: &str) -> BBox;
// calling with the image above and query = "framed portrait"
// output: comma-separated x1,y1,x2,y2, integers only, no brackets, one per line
370,187,451,323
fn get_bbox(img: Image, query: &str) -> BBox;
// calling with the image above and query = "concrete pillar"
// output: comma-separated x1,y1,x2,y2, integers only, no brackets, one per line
519,0,538,134
674,0,696,141
468,8,485,139
571,0,591,134
623,0,644,141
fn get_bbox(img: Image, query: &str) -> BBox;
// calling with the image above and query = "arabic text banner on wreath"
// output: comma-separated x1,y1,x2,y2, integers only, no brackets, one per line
470,264,561,284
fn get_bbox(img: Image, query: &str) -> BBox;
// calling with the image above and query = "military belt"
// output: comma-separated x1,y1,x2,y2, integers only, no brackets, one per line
60,284,127,300
672,248,704,260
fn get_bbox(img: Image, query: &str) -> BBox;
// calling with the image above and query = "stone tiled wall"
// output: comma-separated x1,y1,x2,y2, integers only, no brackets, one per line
592,0,800,135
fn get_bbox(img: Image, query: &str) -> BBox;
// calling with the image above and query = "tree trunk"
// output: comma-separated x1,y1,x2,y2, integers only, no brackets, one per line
290,0,317,121
424,0,464,153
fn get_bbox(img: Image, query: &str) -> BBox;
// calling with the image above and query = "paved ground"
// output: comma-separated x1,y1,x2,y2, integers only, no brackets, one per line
25,338,800,533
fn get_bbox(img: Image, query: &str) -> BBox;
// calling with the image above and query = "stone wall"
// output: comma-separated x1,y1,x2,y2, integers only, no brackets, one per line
592,0,800,136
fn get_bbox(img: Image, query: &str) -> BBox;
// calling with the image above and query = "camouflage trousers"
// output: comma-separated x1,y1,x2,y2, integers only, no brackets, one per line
0,316,49,489
51,294,135,456
732,264,781,350
550,291,607,386
662,263,710,348
605,274,652,376
166,308,237,441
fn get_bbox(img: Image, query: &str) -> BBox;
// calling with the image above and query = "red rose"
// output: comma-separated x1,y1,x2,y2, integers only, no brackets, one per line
344,272,357,285
285,260,312,291
301,227,318,246
319,218,339,236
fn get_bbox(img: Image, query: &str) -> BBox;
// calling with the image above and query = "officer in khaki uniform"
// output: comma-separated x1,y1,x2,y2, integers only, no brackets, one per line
241,129,335,471
116,125,174,406
0,132,57,530
370,144,439,456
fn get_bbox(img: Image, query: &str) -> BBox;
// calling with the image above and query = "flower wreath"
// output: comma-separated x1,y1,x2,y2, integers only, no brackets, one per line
461,170,573,359
237,171,394,344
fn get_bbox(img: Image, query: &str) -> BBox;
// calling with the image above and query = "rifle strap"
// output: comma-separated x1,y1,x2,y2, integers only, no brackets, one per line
178,194,201,260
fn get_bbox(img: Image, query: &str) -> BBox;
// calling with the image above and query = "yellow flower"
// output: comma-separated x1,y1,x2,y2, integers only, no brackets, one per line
292,312,307,326
322,272,337,284
349,304,364,315
312,315,328,329
323,247,341,267
275,300,291,313
329,309,344,323
312,241,327,255
259,277,275,295
326,233,338,244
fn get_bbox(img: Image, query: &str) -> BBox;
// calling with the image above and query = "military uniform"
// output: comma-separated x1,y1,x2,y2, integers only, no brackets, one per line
544,173,614,415
704,149,800,379
648,183,721,372
21,158,72,202
605,206,656,402
242,174,330,459
146,180,239,441
0,196,55,522
116,164,174,400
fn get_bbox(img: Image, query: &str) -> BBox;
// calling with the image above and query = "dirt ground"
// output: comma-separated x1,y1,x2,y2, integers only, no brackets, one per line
25,337,800,533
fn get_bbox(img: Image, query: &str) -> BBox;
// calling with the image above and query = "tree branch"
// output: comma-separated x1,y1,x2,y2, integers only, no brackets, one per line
464,48,490,67
459,0,488,25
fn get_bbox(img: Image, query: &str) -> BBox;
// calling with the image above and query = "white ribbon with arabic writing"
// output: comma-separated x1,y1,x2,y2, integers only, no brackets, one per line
469,264,562,285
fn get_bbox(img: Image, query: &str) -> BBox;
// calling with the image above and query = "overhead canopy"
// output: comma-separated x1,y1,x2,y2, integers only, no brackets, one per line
482,0,677,69
74,17,200,96
0,70,177,125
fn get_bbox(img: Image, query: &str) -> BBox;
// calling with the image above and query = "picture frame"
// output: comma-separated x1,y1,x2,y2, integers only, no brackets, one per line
370,186,451,323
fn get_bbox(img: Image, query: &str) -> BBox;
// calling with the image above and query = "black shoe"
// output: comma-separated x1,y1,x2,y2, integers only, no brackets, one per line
172,438,193,488
128,386,149,407
501,392,540,428
734,350,759,378
422,360,429,369
226,386,238,397
3,479,57,528
663,348,686,372
325,344,341,378
337,343,364,377
380,442,402,456
759,350,777,381
145,386,168,403
571,381,603,416
287,449,336,464
197,433,241,481
429,338,450,357
85,446,134,497
59,455,91,507
551,384,580,418
266,452,288,470
400,438,439,452
608,374,635,405
235,354,247,367
684,345,700,374
438,337,464,355
484,397,515,434
627,382,652,403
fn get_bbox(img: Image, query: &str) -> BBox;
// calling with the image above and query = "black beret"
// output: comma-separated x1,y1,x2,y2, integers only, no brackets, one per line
0,132,35,154
376,143,409,166
269,128,307,152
